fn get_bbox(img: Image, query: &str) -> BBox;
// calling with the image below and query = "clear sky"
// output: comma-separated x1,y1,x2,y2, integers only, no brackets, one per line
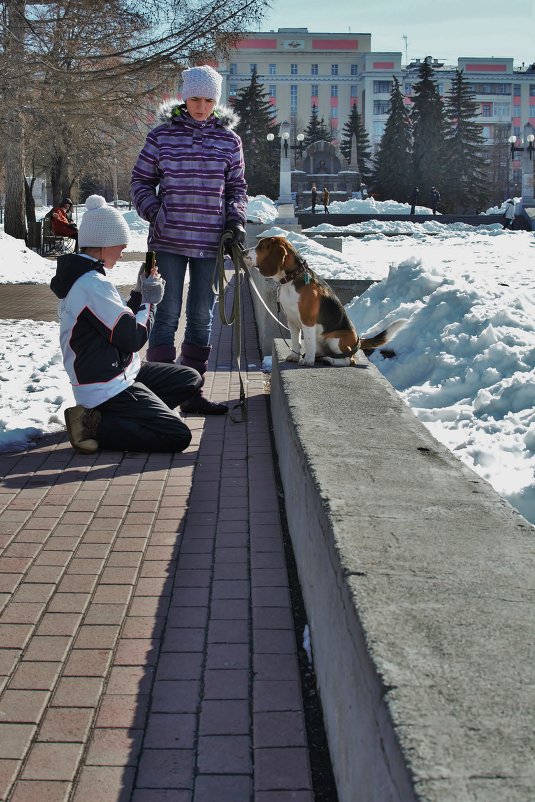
256,0,534,68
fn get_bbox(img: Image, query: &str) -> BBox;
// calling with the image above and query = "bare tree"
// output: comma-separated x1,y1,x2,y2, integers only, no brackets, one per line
0,0,268,238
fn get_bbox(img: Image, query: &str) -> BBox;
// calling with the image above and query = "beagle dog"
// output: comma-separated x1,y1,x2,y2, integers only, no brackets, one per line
254,236,406,367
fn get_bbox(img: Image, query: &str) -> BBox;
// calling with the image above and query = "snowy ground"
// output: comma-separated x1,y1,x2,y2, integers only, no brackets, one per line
0,196,533,526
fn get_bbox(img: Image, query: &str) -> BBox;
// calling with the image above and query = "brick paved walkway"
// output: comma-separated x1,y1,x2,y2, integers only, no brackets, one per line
0,276,314,801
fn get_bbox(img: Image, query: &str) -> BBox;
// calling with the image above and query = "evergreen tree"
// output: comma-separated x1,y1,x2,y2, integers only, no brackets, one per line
233,69,279,199
442,69,489,212
372,77,413,202
339,103,372,183
302,105,330,148
411,57,448,204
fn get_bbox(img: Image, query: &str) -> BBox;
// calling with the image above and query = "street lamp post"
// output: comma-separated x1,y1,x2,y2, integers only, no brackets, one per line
290,132,305,167
509,128,535,201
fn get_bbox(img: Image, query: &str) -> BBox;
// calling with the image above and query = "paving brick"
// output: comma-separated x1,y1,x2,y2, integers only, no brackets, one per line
74,625,120,649
114,638,160,666
71,766,136,802
253,680,303,713
51,677,104,708
193,774,252,802
8,662,61,691
150,680,200,714
0,602,46,624
95,693,150,729
9,779,72,802
252,606,294,630
210,598,249,620
203,669,249,700
21,742,83,781
91,584,132,604
131,790,190,802
85,727,143,766
0,759,22,801
208,619,249,644
253,711,308,749
255,792,314,802
55,574,98,593
85,603,128,626
23,636,72,662
0,723,37,759
63,649,112,677
199,700,249,735
121,616,166,639
106,666,155,695
0,690,50,723
143,713,196,749
136,749,194,789
197,735,251,774
46,594,90,614
37,708,94,743
35,613,83,637
162,627,205,653
206,643,249,671
254,747,312,791
154,652,203,681
0,624,33,649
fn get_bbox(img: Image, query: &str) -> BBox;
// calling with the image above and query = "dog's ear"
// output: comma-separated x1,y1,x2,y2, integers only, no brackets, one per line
257,237,288,276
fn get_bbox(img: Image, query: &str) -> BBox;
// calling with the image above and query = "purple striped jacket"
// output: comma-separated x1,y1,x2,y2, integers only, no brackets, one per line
131,102,247,258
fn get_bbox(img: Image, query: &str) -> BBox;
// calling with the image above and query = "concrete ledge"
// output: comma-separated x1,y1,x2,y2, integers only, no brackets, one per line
270,339,535,802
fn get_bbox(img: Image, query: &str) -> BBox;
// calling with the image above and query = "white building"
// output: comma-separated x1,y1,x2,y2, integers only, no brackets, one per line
219,28,535,187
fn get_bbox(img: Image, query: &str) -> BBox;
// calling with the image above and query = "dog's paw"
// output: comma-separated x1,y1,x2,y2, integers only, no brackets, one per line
285,351,300,362
299,355,315,367
322,356,351,367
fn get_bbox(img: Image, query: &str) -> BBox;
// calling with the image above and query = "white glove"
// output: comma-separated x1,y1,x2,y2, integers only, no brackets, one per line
141,273,166,305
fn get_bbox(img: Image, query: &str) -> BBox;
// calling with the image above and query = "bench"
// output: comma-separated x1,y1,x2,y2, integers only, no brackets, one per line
40,213,76,257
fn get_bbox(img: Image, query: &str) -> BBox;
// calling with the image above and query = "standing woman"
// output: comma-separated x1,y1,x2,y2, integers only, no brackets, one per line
131,65,247,415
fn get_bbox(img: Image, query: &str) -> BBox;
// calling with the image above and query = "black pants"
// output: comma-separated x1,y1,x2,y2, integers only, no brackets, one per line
96,362,202,453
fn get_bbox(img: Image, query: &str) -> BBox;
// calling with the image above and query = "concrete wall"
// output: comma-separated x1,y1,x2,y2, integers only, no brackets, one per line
269,340,535,802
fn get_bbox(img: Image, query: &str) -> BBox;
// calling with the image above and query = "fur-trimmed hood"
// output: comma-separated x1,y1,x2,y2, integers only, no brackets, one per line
158,99,240,130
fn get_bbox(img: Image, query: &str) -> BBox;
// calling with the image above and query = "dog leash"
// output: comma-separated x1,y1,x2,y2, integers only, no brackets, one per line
215,233,248,423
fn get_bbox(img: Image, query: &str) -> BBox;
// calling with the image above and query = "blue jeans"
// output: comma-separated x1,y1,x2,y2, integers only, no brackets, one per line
148,252,217,349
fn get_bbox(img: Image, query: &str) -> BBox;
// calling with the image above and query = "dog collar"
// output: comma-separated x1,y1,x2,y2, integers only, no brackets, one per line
279,261,309,285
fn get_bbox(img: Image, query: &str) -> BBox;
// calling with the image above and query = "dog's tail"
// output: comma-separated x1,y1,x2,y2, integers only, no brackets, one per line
360,319,408,350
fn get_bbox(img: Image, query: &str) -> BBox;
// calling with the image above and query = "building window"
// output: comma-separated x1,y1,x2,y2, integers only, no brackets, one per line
291,63,298,75
373,100,390,115
469,82,512,95
373,121,385,139
250,63,256,74
513,105,521,116
351,64,358,76
482,103,492,117
331,64,338,76
229,63,237,76
373,80,392,94
331,107,338,118
350,85,358,98
269,85,276,99
269,63,276,76
514,126,521,136
311,84,318,97
229,83,238,97
290,84,298,112
331,85,338,98
311,64,318,75
494,102,510,117
513,84,521,96
530,84,535,96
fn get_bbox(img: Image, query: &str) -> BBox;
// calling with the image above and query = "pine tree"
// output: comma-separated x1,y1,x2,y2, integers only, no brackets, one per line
302,105,331,148
442,69,489,212
411,57,448,205
339,103,372,184
372,77,413,202
233,69,279,199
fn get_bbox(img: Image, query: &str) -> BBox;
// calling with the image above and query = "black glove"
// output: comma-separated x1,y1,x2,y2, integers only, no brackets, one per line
223,221,246,252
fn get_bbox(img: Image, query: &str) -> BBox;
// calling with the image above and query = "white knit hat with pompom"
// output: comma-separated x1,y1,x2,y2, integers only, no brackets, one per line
78,195,130,248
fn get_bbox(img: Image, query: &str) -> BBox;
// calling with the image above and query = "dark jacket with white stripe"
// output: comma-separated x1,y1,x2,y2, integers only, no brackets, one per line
50,253,154,408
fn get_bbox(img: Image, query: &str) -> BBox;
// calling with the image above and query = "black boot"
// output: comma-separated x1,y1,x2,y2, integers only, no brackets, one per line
146,344,176,364
179,342,228,415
